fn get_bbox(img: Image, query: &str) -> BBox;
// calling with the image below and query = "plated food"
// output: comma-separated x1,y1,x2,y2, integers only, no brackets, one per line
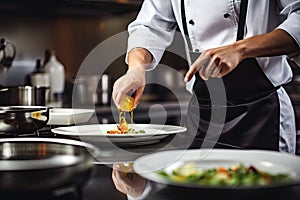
51,124,187,146
105,112,146,134
106,94,145,134
157,163,290,187
133,149,300,189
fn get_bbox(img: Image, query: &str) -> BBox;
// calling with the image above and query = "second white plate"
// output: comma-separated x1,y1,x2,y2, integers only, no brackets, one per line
134,149,300,190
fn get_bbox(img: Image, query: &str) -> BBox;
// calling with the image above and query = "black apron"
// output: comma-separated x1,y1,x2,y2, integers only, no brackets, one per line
182,0,280,151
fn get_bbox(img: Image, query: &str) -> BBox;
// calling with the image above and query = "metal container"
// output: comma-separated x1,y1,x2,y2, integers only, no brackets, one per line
0,106,50,134
0,85,49,106
0,138,97,195
72,74,112,106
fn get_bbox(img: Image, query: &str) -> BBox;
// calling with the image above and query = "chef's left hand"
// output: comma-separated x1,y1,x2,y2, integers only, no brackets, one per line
184,43,244,81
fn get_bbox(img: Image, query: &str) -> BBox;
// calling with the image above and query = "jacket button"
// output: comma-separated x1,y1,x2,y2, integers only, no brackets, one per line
223,13,230,18
189,19,195,25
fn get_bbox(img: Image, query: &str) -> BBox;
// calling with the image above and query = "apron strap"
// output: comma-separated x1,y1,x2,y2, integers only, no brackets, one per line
237,0,249,41
181,0,193,51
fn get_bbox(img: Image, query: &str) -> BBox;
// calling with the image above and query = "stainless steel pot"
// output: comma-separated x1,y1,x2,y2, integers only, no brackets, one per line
0,106,50,134
72,74,112,106
0,85,49,106
0,138,97,194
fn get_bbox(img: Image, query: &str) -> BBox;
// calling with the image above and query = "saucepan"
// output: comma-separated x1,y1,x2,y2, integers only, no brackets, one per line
0,85,50,106
0,138,98,195
0,106,50,134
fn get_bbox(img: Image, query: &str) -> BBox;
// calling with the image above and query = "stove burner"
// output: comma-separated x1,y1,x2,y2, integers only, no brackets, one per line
2,185,83,200
0,126,55,138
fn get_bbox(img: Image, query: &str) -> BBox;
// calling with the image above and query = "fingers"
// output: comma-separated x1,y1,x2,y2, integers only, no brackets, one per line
184,55,209,82
185,57,220,81
112,86,127,109
133,87,145,108
112,168,132,194
200,58,220,80
112,70,146,109
184,65,198,82
113,80,137,109
218,62,231,77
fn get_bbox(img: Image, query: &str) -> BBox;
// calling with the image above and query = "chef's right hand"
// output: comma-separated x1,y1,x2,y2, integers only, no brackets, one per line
113,48,152,110
112,67,146,109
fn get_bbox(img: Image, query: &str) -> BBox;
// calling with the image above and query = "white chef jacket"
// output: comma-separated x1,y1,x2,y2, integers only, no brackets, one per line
125,2,300,199
126,0,300,155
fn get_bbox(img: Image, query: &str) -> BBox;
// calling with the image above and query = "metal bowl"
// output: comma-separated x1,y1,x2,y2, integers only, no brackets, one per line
0,106,50,134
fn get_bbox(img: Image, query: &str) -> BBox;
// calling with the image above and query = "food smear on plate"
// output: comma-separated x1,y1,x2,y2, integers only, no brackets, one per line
157,163,290,187
106,95,145,134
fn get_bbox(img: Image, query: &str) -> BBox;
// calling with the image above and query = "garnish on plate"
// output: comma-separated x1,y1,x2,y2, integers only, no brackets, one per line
106,94,145,134
157,163,290,187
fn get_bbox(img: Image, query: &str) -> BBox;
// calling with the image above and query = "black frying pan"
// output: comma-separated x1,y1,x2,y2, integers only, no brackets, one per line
0,138,98,195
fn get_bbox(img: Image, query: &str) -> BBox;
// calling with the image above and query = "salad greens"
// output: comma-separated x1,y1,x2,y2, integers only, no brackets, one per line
157,163,290,187
127,128,146,134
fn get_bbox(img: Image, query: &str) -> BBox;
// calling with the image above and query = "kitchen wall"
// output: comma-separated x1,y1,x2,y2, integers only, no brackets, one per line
0,1,191,104
0,13,136,85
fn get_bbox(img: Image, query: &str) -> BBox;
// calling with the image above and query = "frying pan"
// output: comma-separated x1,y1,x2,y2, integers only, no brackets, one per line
0,106,50,134
0,138,98,195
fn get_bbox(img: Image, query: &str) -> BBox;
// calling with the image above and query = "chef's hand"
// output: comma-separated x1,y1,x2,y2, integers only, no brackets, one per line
184,29,300,82
112,163,147,198
112,67,146,109
112,48,152,109
184,43,243,81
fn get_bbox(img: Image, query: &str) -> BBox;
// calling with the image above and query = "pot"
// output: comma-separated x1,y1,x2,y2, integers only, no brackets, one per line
0,106,50,134
0,138,97,195
72,74,113,106
0,85,50,106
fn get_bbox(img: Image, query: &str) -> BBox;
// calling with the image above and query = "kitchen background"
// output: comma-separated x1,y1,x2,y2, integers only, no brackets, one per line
1,0,300,130
0,0,191,126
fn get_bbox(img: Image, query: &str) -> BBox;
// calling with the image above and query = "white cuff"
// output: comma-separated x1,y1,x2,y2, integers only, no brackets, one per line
127,180,153,200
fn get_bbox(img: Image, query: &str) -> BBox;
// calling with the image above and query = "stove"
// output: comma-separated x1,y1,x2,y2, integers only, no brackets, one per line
2,188,82,200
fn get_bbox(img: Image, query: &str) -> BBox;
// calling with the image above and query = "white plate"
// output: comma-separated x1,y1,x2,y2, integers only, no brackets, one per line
134,149,300,189
51,124,187,145
47,108,94,125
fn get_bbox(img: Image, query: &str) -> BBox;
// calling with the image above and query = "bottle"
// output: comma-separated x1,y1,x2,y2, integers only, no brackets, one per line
29,59,50,88
43,49,65,102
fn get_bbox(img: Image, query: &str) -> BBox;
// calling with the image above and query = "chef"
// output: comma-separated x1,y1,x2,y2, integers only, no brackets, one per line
113,0,300,153
112,0,300,198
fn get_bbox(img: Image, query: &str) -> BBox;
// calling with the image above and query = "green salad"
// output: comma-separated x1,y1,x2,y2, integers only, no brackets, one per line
157,163,290,187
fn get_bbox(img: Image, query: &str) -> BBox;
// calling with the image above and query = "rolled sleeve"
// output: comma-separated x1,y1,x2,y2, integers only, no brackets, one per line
126,0,177,70
276,1,300,65
127,181,166,200
126,27,172,70
126,180,153,200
